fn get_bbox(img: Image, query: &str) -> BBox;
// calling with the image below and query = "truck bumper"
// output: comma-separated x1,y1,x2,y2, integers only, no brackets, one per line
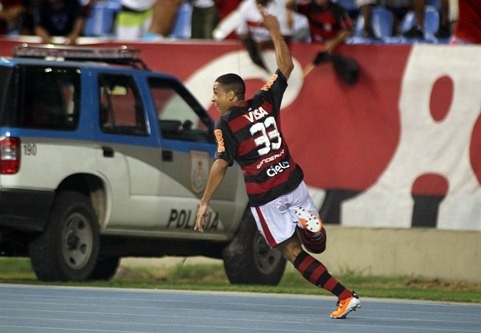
0,188,54,232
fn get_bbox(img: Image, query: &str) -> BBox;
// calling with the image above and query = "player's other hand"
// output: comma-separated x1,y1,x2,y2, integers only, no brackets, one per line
194,202,209,233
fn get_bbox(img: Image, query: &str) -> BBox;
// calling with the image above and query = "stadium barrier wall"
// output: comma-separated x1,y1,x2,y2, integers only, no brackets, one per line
319,226,481,283
1,39,480,282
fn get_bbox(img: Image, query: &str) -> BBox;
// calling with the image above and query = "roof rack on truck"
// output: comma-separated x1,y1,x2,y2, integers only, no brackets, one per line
13,44,149,70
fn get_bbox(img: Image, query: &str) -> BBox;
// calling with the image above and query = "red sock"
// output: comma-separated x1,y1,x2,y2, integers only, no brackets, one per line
293,250,352,300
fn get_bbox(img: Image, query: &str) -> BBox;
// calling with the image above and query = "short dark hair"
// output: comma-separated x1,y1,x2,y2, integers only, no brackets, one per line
215,73,246,100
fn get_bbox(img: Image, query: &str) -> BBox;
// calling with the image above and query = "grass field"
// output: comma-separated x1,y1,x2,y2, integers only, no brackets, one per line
1,257,480,303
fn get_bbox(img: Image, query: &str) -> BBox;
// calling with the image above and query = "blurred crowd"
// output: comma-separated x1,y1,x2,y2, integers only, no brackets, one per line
0,0,479,46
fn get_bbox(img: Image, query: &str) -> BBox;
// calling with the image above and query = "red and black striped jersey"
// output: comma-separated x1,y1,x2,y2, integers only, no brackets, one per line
214,70,304,206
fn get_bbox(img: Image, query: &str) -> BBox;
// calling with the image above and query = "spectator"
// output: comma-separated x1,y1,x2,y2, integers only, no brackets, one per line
0,0,24,35
357,0,452,39
144,0,183,39
190,0,219,39
434,0,452,38
81,0,95,18
237,0,294,44
237,0,309,70
401,0,424,38
289,0,352,50
215,0,241,21
212,0,242,40
288,0,359,85
288,4,311,43
18,0,40,35
34,0,86,45
404,0,457,39
288,0,352,78
115,0,156,40
447,0,457,27
356,1,408,38
450,0,481,44
356,0,376,37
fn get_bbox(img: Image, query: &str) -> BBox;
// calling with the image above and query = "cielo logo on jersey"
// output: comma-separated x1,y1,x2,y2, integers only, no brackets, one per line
266,161,290,177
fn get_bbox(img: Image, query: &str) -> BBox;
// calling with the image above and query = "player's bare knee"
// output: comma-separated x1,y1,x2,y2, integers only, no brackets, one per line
277,236,303,263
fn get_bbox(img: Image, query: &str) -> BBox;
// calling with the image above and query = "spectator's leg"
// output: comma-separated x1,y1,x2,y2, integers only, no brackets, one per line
148,0,183,37
435,0,451,38
356,0,377,38
413,0,425,28
402,0,425,38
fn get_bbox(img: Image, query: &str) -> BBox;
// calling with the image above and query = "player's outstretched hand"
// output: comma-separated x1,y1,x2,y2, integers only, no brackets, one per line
256,3,280,33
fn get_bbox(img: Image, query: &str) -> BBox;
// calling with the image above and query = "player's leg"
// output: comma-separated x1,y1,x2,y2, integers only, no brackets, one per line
251,185,360,319
297,225,327,254
276,235,360,319
287,182,327,253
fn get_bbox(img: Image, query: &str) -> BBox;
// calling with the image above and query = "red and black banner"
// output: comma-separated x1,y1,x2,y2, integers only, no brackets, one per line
2,39,480,231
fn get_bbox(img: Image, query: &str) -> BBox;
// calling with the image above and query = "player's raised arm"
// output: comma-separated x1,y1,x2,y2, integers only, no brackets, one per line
257,3,294,80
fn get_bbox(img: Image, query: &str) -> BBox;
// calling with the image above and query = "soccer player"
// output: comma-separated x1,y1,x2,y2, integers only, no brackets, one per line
194,1,360,319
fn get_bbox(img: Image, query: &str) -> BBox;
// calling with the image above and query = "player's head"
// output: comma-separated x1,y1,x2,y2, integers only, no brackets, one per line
215,73,245,100
211,73,246,114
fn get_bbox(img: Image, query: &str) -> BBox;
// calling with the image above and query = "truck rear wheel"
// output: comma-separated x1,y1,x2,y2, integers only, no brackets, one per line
29,191,100,281
223,209,286,285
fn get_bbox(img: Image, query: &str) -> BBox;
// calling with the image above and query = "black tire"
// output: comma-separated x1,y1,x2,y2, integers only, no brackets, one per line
223,209,286,285
29,191,100,281
89,256,120,280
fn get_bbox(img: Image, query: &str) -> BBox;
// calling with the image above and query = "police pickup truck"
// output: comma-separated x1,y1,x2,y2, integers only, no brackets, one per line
0,45,285,283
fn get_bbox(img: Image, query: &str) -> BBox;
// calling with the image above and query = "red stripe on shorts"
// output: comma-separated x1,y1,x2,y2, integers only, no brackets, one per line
255,206,277,247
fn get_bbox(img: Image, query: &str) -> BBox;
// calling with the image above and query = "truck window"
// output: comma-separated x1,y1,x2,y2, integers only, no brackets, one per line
9,66,80,130
148,78,212,142
98,74,148,136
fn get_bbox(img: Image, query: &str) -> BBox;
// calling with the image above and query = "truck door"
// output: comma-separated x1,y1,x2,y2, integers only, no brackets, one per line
94,72,163,231
147,76,247,237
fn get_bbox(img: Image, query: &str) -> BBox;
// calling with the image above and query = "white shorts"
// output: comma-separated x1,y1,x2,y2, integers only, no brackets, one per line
250,181,319,247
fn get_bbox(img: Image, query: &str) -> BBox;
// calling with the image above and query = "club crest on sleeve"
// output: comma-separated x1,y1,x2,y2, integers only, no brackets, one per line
261,74,278,91
214,129,225,153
